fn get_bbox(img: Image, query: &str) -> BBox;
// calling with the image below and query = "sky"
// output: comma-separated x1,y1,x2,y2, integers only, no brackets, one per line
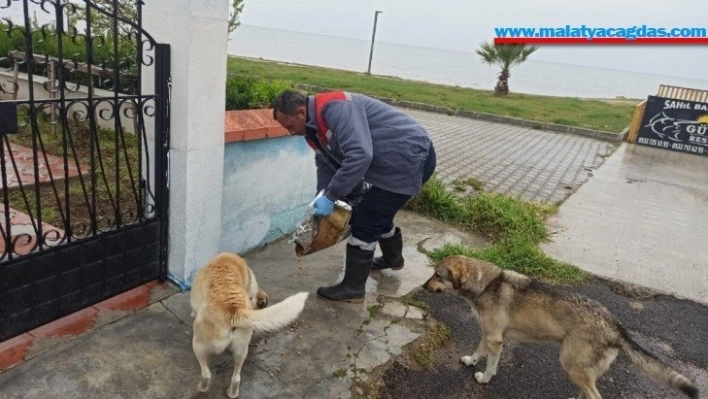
237,0,708,81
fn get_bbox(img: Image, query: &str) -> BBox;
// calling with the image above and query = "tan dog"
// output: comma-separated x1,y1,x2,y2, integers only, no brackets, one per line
423,255,699,399
190,252,309,398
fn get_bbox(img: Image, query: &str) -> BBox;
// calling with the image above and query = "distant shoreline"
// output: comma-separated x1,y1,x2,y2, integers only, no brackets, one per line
228,55,645,103
226,56,637,133
232,24,707,83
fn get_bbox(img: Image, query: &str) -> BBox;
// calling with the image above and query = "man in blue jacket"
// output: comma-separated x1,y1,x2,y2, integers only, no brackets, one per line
273,89,436,303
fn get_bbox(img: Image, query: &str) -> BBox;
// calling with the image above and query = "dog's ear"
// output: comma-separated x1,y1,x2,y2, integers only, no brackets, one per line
449,264,468,290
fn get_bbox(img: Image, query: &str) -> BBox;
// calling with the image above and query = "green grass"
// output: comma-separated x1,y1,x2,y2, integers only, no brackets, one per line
406,176,588,284
332,368,347,378
226,56,637,133
367,305,380,319
412,322,452,370
452,177,485,193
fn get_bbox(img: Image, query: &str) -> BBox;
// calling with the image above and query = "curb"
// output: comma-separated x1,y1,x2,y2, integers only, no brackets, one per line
295,83,628,143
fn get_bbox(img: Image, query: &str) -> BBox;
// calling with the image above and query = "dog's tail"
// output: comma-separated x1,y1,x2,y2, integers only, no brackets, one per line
619,329,699,399
229,292,309,332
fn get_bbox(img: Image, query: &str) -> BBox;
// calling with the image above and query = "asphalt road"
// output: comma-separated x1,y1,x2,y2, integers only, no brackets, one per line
378,277,708,399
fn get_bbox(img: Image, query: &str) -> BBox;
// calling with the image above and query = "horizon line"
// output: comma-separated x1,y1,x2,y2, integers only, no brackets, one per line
233,24,708,81
494,37,708,45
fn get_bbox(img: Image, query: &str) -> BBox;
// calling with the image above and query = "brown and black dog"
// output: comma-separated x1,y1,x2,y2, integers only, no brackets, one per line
424,255,699,399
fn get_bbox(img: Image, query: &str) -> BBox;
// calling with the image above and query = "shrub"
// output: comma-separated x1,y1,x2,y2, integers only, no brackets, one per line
225,74,257,110
248,78,293,109
0,22,138,93
225,73,294,111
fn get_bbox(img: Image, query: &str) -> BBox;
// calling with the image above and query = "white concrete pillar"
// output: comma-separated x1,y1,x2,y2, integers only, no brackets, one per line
143,0,229,287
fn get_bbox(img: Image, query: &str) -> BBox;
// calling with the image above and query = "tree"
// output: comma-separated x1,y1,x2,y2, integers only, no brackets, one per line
59,0,244,87
476,41,538,96
227,0,244,38
67,0,244,40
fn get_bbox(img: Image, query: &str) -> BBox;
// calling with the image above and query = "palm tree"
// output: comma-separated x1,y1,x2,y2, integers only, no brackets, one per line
476,41,538,96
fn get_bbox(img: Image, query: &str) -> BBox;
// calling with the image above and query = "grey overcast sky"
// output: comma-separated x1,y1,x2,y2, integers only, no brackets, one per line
238,0,708,81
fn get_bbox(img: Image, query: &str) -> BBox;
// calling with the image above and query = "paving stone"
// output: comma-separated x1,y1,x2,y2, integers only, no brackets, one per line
385,324,421,349
380,302,407,319
389,346,403,356
0,143,83,190
0,143,89,256
401,108,618,203
355,338,390,370
405,307,424,320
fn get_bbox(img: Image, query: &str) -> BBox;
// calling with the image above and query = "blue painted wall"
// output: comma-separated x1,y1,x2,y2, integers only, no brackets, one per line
220,136,317,255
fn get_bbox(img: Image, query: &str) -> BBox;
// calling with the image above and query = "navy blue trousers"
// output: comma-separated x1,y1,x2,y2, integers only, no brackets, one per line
349,144,436,244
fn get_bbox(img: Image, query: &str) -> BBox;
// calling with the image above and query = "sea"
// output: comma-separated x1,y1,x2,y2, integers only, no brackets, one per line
227,25,708,100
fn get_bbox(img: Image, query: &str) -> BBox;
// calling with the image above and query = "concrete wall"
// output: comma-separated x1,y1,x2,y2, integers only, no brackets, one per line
220,136,317,255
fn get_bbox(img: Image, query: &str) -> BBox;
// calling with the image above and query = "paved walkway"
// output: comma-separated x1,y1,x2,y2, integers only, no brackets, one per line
1,211,705,399
543,143,708,305
0,211,487,398
2,109,705,398
1,143,83,258
0,208,64,255
402,109,618,203
1,143,82,190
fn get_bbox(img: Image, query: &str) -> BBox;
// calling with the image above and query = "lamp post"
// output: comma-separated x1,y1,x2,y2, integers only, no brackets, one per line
366,10,383,75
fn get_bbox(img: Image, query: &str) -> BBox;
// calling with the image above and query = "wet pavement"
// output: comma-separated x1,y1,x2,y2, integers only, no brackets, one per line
402,109,618,203
1,111,705,398
0,210,705,399
0,211,487,398
543,143,708,305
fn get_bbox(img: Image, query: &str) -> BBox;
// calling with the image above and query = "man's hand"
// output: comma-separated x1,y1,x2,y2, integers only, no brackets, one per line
312,195,335,217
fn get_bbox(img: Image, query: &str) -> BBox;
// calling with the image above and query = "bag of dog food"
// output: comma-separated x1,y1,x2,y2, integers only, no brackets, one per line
292,191,353,257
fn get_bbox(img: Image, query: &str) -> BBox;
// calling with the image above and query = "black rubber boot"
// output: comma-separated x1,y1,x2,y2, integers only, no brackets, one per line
371,227,404,271
317,244,373,303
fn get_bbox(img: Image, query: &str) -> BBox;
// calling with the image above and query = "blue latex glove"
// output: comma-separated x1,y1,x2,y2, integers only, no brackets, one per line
312,195,335,217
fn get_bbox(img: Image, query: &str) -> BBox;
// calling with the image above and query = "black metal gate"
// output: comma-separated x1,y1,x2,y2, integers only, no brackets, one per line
0,0,170,341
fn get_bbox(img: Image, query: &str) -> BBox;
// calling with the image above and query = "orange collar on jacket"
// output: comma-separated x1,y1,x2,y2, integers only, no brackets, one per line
306,91,349,150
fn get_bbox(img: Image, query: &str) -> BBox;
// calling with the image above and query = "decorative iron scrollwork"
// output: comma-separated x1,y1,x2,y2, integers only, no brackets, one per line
0,0,165,261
